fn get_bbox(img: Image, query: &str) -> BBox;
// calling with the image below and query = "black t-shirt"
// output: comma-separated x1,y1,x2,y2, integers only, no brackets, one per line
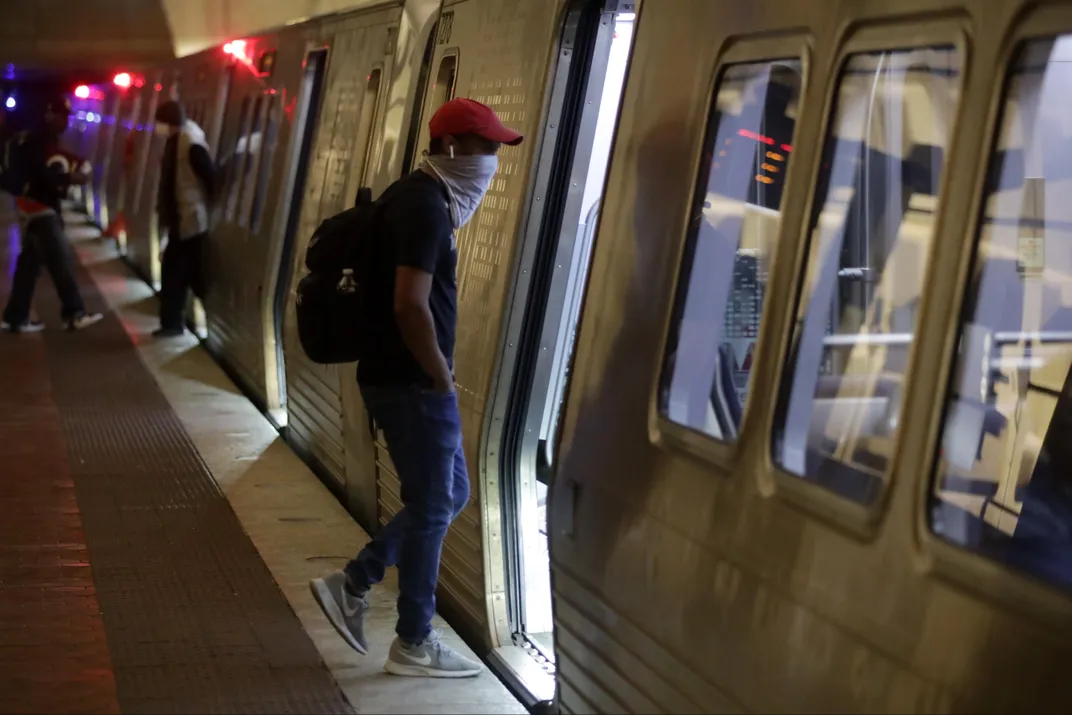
357,170,456,388
9,129,69,213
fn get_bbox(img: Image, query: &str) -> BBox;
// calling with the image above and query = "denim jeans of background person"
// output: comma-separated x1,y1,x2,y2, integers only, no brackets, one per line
310,98,524,678
2,93,102,333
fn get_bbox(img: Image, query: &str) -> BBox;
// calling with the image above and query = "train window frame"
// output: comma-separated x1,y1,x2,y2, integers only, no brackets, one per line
650,34,812,470
401,19,440,174
410,46,461,162
239,92,272,227
767,20,969,537
225,95,257,222
921,5,1072,623
344,64,386,205
429,50,459,111
250,95,281,233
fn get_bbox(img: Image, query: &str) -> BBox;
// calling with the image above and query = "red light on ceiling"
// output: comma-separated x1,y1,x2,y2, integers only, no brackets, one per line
154,83,163,92
224,39,249,61
134,76,145,88
74,85,90,99
113,72,132,88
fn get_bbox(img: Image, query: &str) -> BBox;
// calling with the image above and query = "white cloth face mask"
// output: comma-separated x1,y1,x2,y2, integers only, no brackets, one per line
422,153,499,229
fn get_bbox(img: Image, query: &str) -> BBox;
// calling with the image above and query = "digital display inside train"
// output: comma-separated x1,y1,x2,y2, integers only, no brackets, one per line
713,117,796,211
743,124,794,210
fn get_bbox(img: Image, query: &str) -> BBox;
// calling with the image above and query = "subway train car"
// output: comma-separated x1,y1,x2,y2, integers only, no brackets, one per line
72,0,1072,711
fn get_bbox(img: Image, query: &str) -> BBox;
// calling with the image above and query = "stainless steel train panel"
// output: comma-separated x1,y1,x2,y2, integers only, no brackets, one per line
365,0,581,652
281,11,402,486
203,58,280,399
65,92,106,217
125,79,165,281
104,90,139,236
547,0,1072,712
93,91,121,227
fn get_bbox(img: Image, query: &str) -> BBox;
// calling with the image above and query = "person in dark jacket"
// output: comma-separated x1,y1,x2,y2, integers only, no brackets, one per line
2,94,102,333
153,100,216,338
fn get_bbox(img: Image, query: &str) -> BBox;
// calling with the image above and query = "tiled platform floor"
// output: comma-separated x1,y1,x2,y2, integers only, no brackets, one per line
0,200,525,714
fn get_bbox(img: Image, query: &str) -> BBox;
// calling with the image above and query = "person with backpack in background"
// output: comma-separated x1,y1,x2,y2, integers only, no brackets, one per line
152,100,216,338
1,93,102,333
308,98,523,678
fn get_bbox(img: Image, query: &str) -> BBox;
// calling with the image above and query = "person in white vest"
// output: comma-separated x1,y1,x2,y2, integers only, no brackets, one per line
153,100,216,338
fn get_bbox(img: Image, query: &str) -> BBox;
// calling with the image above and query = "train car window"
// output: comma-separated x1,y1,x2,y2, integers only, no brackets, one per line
345,68,383,204
361,68,383,186
225,96,256,221
931,36,1072,590
250,97,281,233
659,59,803,440
401,21,438,174
430,53,458,111
216,95,250,223
237,96,268,224
771,46,962,504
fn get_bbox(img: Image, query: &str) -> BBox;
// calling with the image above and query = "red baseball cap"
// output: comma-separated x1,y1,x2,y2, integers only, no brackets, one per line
429,98,524,146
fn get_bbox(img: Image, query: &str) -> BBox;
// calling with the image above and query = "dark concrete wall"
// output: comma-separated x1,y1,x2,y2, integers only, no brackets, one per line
0,0,174,73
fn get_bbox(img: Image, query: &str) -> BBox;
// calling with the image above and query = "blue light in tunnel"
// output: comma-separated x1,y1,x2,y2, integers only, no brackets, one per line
86,112,96,122
4,64,13,80
4,97,14,109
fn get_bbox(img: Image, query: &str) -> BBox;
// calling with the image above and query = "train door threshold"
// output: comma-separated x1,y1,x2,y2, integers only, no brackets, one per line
489,642,556,710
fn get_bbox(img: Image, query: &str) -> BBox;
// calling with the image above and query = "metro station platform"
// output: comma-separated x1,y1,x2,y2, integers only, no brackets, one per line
0,200,526,714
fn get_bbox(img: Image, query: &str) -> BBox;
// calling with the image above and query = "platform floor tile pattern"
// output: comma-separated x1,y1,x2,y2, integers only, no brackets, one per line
0,201,525,715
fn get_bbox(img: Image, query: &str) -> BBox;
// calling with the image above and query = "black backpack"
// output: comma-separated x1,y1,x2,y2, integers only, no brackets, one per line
295,187,380,364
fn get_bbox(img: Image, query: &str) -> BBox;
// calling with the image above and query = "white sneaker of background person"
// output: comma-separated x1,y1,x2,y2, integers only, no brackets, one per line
66,312,103,331
309,571,483,678
0,319,46,333
2,312,101,333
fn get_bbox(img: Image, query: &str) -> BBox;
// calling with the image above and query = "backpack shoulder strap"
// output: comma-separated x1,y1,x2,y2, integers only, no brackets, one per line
344,188,382,273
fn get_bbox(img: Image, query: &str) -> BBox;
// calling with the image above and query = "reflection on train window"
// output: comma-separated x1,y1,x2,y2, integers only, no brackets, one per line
239,97,270,226
231,96,264,221
218,96,251,222
225,96,260,220
932,37,1072,590
250,97,280,233
346,68,383,204
430,54,458,112
659,59,803,441
771,46,961,503
401,22,438,173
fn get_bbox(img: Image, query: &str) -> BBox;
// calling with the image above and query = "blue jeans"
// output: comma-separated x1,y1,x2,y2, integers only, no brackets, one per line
345,385,470,644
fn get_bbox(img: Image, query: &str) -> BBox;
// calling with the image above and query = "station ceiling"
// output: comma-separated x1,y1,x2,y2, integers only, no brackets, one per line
0,0,388,82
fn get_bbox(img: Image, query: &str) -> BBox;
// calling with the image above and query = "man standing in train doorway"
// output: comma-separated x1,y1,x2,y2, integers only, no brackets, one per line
152,99,215,338
310,98,523,678
2,93,103,333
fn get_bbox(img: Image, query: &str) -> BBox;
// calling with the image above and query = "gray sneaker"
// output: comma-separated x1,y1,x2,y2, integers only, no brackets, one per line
309,570,369,654
384,630,483,678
